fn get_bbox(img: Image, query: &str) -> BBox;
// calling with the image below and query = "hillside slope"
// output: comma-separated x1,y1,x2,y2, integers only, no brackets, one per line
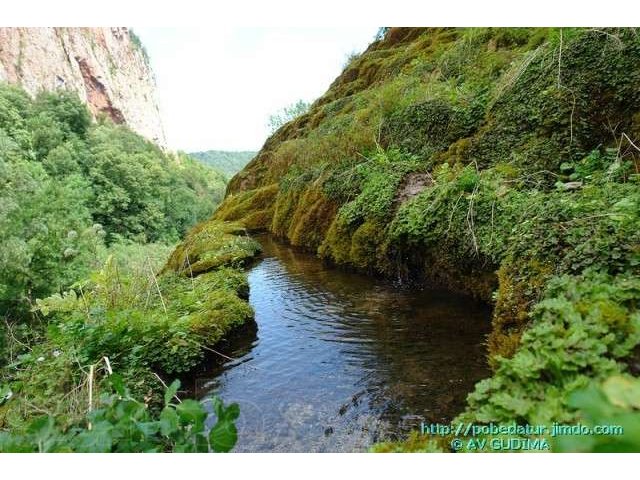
0,27,165,145
178,28,640,448
190,150,256,179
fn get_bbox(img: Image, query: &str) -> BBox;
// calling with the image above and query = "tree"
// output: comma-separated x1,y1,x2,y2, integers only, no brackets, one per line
267,99,310,133
0,83,227,309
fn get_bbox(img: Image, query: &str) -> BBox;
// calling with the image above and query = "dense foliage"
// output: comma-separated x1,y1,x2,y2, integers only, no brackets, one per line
460,271,639,427
554,375,640,452
0,83,252,452
1,223,259,450
0,84,227,308
0,375,239,453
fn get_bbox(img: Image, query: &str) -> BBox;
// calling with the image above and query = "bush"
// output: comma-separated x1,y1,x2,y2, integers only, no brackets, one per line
1,228,256,433
0,149,102,307
461,271,640,430
35,256,252,377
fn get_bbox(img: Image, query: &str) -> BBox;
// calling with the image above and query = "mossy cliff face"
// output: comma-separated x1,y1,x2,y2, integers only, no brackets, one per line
192,28,640,446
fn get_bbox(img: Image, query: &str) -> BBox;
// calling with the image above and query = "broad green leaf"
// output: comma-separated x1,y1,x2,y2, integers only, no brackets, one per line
136,420,160,437
159,407,179,437
164,379,181,406
176,399,206,426
209,420,237,453
224,403,240,422
109,373,127,397
72,421,114,453
602,376,640,410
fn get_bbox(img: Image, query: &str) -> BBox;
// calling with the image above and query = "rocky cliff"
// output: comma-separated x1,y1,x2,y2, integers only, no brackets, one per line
0,27,165,146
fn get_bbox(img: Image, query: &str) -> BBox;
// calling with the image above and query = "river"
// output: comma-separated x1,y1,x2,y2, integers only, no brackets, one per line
192,235,491,452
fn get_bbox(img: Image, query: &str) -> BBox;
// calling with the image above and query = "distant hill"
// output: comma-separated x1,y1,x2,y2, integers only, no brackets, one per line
190,150,256,179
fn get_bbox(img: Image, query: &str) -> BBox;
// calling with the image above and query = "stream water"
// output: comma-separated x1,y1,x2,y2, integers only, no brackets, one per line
192,235,492,452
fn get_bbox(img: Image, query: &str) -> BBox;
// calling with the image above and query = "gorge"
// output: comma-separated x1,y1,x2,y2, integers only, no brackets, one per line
1,27,639,453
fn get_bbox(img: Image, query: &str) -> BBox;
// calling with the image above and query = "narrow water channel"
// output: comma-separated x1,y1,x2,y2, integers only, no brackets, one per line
194,235,492,452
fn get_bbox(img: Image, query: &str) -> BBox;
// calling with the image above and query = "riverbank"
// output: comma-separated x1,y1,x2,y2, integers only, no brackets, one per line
187,234,492,452
0,221,260,450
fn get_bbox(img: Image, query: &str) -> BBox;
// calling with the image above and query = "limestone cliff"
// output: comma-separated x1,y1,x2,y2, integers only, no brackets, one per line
0,27,165,146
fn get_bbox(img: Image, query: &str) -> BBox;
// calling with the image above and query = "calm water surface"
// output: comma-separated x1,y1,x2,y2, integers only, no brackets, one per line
193,235,491,452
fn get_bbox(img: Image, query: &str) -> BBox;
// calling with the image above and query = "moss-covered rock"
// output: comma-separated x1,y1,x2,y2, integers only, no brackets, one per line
214,184,279,231
163,219,261,276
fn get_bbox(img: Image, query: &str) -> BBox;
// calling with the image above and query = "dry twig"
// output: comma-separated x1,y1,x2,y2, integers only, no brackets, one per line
147,257,168,315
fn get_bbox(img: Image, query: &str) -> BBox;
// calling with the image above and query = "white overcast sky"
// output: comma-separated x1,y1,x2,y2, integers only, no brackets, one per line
134,28,377,152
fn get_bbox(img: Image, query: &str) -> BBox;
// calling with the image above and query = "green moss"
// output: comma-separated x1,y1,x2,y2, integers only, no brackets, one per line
318,216,356,265
333,148,422,225
371,431,444,453
473,29,640,174
214,183,279,231
287,187,337,249
349,219,388,270
489,259,553,361
163,219,261,276
382,97,485,162
160,269,253,347
272,188,302,238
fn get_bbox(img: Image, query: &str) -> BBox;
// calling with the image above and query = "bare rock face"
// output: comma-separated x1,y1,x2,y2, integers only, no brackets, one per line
0,27,166,146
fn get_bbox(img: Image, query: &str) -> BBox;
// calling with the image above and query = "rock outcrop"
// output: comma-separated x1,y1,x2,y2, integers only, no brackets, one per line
0,27,165,146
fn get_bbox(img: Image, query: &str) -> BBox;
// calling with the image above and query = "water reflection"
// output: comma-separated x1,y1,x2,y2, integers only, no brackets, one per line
193,235,491,452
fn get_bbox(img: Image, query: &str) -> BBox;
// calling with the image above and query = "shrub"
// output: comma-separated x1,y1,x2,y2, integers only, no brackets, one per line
268,100,310,133
460,271,640,430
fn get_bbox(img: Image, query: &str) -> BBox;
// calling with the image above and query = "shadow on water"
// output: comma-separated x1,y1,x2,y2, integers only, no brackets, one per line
189,234,492,452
